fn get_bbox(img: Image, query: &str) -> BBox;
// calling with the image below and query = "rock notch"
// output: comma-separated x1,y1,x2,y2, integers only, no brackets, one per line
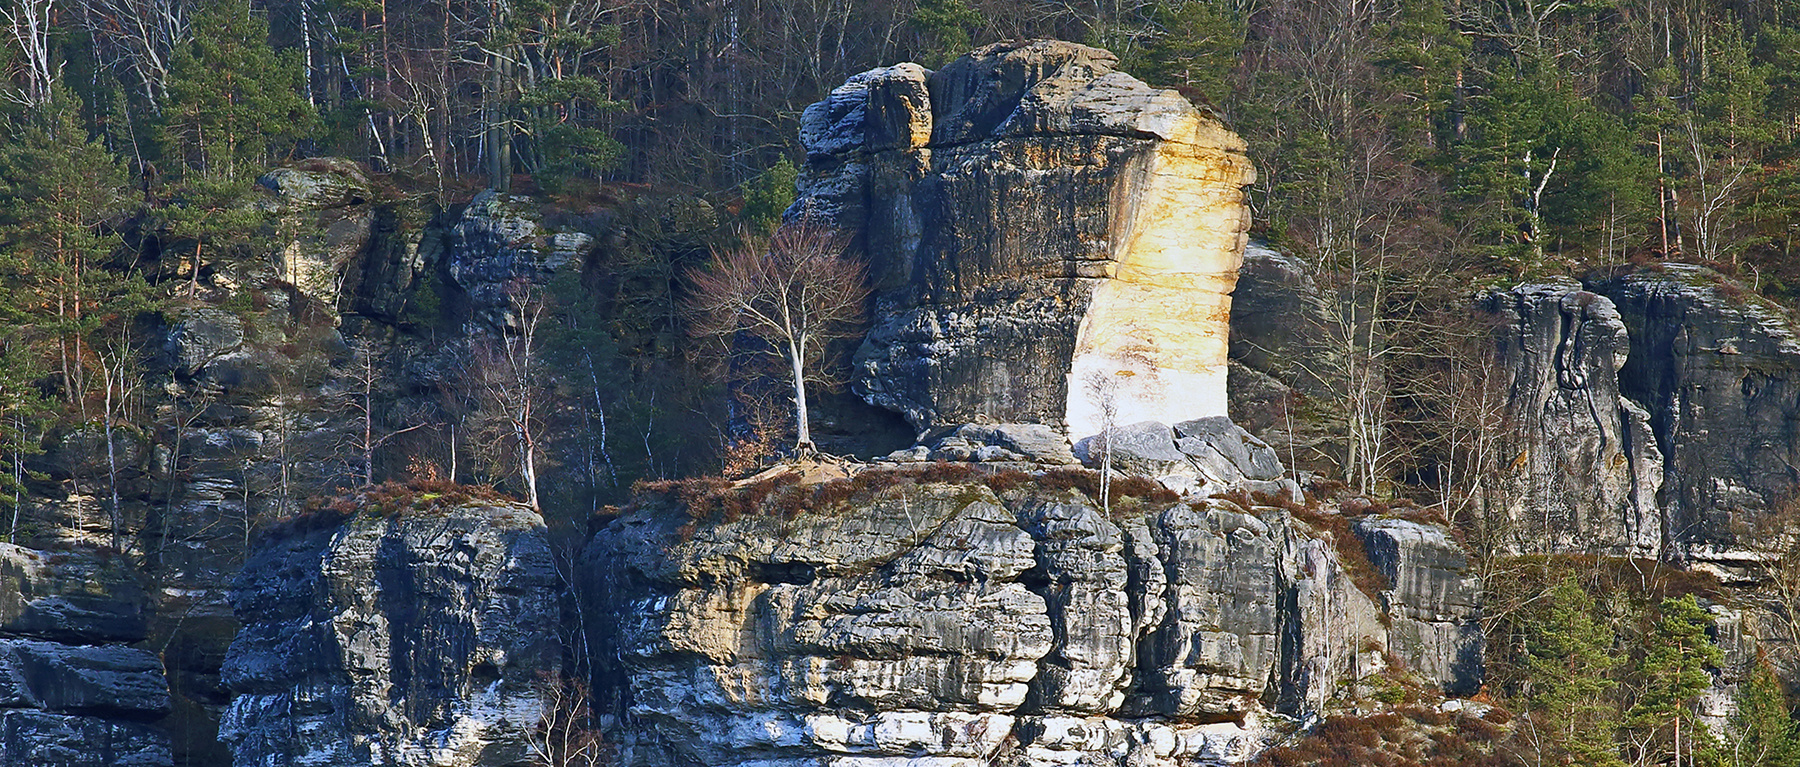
794,40,1256,441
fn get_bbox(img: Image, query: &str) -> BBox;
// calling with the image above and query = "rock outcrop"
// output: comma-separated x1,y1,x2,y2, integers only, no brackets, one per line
1593,264,1800,572
1351,518,1483,694
444,190,597,329
586,475,1482,767
794,41,1256,440
1482,280,1664,557
219,501,560,767
0,543,172,767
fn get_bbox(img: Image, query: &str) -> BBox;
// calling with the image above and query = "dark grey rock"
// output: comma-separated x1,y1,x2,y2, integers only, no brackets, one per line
162,309,245,377
1353,518,1484,695
0,640,169,716
1592,264,1800,569
0,710,171,767
584,478,1479,767
220,502,560,767
0,544,147,643
1481,280,1663,557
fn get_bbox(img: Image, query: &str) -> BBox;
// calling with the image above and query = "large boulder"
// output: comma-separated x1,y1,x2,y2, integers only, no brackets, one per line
219,499,561,767
795,41,1256,441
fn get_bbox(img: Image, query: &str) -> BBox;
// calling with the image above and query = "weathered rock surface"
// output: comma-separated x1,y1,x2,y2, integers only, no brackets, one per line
220,502,560,767
0,543,171,767
445,190,595,329
586,477,1482,766
260,159,376,317
795,41,1255,440
1592,265,1800,571
1224,242,1341,473
1071,418,1298,501
1482,280,1664,557
1351,518,1483,694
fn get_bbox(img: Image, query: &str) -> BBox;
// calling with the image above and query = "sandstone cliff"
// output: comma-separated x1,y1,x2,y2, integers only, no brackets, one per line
585,472,1481,767
219,498,560,767
0,543,171,767
794,41,1255,440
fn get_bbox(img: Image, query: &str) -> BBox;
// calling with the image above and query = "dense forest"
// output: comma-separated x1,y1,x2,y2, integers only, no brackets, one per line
0,0,1797,531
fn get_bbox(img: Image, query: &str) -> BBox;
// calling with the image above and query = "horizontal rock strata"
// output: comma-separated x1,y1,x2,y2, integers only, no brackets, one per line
587,477,1481,766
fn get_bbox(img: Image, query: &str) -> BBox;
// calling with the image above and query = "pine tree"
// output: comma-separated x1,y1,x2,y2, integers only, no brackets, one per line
1125,0,1246,109
908,0,984,68
161,0,318,179
1517,576,1626,767
0,89,154,548
1628,595,1726,767
1727,661,1799,767
0,90,140,412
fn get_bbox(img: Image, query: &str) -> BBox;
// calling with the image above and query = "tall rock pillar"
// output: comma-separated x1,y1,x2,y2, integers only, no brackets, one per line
794,40,1255,441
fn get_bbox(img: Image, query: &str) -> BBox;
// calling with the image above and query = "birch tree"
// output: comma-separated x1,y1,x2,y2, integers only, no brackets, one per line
686,219,866,454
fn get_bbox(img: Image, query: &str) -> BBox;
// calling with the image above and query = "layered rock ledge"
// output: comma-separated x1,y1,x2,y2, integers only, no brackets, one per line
795,41,1256,440
586,472,1482,767
0,543,171,767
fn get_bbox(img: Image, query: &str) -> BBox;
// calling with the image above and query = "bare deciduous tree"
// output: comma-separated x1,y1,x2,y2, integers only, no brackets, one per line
527,672,609,767
468,281,548,511
686,219,867,454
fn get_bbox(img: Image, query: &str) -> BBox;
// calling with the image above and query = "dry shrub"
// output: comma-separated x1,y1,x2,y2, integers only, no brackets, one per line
261,478,513,543
1254,706,1522,767
1291,505,1391,601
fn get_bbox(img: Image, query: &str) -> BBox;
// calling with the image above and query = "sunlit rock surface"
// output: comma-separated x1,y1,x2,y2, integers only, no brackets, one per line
794,40,1256,441
586,476,1481,767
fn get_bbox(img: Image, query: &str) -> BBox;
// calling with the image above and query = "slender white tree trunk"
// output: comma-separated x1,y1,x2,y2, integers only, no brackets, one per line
787,336,811,451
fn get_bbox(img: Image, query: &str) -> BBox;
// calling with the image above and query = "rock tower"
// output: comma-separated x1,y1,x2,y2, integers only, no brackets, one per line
792,40,1256,440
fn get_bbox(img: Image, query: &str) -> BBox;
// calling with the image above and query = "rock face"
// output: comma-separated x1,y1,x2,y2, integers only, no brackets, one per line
1351,518,1483,694
586,478,1481,767
1482,280,1664,557
219,502,560,767
794,41,1256,440
1592,265,1800,570
444,190,595,329
261,158,375,317
1071,418,1299,501
0,543,172,767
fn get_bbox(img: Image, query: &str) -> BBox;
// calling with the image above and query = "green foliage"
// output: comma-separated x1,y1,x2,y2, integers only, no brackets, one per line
157,175,272,300
161,0,319,179
1123,0,1246,107
1627,595,1725,765
0,90,150,409
1515,576,1626,767
908,0,984,67
1725,662,1800,767
521,75,625,193
1455,65,1650,273
738,158,797,236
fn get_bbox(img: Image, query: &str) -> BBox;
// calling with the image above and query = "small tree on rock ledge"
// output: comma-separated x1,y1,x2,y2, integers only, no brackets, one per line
687,219,867,455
